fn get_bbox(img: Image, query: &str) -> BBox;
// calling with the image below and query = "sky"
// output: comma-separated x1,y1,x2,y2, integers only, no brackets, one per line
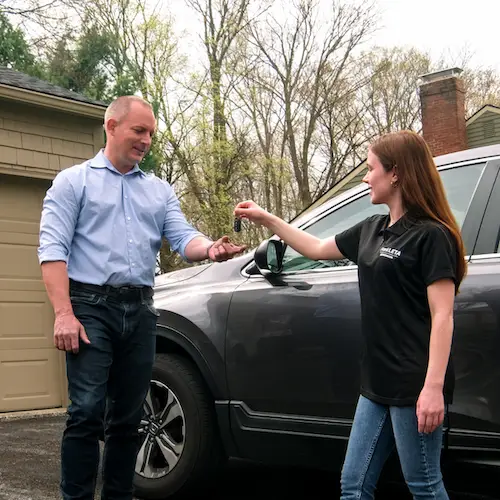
169,0,500,72
370,0,500,71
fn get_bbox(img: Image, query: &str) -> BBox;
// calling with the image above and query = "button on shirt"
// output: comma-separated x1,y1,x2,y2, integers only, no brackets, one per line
335,214,458,406
37,151,203,287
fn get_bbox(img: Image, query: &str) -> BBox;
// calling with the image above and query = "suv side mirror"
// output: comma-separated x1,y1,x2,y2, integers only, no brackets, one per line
254,239,285,275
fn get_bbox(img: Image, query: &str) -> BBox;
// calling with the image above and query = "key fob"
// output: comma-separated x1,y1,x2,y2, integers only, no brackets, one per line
233,217,242,232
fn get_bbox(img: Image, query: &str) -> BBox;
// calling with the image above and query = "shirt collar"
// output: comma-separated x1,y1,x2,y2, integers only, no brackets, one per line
378,213,415,236
88,149,146,177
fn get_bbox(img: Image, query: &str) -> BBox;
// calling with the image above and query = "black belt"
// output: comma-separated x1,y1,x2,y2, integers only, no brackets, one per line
69,279,154,300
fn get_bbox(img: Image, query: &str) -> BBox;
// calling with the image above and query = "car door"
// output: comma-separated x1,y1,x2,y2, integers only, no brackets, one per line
225,160,493,469
447,159,500,456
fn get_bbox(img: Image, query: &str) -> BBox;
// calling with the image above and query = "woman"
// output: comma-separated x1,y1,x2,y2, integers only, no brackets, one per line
234,130,466,500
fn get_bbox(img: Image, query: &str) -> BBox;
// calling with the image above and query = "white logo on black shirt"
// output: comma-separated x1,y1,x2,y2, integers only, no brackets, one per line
380,246,401,259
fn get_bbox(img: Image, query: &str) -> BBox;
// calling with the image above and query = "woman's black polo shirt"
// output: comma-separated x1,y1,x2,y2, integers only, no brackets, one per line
335,214,458,406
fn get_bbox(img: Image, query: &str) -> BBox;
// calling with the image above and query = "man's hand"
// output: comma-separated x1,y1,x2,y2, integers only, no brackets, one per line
208,235,247,262
54,312,90,353
416,384,445,434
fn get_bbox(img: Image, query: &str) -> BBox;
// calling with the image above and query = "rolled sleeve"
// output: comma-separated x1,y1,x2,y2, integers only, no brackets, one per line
37,171,79,264
162,185,204,260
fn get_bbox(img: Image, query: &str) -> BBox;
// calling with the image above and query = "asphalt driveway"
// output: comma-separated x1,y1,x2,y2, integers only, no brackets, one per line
0,414,65,500
0,414,497,500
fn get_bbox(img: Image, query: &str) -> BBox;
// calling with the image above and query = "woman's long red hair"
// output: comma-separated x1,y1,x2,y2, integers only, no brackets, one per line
370,130,467,292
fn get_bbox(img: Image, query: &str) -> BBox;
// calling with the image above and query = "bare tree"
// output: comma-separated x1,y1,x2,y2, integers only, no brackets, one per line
0,0,60,17
356,46,433,140
181,0,271,236
462,67,500,117
249,0,376,209
314,73,368,198
1,0,77,46
234,60,290,219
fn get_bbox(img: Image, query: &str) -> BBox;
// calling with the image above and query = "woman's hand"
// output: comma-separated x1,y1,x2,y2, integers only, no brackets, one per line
234,199,344,261
234,200,273,227
416,384,445,434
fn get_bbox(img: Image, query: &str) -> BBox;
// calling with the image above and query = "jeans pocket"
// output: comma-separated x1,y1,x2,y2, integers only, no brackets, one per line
143,299,160,317
70,290,103,306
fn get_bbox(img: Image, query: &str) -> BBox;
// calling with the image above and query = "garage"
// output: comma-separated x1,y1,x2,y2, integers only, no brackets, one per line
0,67,106,412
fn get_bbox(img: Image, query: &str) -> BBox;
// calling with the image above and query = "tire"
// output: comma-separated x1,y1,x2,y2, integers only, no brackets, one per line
133,353,225,499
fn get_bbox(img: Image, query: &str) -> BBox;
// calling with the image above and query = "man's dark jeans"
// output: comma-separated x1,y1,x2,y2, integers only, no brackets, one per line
61,281,157,500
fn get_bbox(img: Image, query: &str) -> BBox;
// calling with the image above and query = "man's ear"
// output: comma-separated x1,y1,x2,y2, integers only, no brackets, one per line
105,118,118,137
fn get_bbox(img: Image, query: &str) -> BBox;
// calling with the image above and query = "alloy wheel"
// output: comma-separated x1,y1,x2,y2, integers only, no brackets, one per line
135,380,186,479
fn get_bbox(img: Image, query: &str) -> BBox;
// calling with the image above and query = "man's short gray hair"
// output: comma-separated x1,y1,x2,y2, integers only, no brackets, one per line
104,95,153,124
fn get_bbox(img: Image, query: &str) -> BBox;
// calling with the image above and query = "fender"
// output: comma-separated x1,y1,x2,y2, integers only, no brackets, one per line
156,313,228,400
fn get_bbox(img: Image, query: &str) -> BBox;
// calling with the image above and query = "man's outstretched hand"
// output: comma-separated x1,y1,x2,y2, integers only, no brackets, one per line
208,235,247,262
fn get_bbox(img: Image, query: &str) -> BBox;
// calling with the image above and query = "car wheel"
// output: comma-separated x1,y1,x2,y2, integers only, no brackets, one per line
133,353,225,499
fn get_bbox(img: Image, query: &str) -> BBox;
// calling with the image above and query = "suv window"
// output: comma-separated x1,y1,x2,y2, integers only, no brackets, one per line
281,162,486,273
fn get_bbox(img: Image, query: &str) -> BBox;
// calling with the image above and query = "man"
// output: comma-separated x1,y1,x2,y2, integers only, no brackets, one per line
37,95,246,500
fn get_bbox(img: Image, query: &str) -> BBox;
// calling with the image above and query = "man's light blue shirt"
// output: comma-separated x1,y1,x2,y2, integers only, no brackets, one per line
37,150,204,287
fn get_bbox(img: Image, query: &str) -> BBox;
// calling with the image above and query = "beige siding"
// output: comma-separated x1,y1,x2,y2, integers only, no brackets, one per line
0,99,104,179
336,169,366,196
467,111,500,149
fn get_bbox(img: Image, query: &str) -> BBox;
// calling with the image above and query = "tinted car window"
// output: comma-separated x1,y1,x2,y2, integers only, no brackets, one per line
439,163,486,228
281,162,485,273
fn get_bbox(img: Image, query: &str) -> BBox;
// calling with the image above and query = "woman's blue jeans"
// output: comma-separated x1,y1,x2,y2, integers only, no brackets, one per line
340,395,449,499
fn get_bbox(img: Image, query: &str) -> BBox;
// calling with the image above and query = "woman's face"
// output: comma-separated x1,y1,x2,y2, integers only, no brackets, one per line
363,149,397,205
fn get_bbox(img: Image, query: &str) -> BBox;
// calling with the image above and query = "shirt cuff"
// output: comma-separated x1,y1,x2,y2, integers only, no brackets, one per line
37,249,69,265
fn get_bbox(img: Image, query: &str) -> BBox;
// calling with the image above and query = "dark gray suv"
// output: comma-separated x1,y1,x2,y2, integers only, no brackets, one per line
133,144,500,499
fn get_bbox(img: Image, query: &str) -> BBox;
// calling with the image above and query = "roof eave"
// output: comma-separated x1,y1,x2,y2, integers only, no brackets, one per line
0,83,106,119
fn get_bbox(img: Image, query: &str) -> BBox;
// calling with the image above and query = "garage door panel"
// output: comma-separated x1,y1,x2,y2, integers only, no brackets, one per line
0,291,53,349
0,219,40,235
0,232,37,245
0,177,46,221
0,215,41,280
0,243,41,279
0,348,63,412
0,279,46,292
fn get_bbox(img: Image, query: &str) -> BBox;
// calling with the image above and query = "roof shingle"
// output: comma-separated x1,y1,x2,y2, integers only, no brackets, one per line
0,67,108,107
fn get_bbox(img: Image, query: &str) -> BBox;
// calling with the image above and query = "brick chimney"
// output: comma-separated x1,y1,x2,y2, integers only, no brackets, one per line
419,67,467,156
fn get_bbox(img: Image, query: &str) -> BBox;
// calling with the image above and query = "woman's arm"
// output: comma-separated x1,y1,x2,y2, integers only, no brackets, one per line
234,200,345,261
416,278,455,433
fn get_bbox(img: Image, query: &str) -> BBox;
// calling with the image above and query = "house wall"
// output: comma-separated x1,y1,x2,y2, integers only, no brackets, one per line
467,110,500,150
0,98,104,179
0,97,104,413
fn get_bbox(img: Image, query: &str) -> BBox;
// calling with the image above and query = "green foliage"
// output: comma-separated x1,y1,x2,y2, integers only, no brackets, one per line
45,24,122,102
0,11,42,75
140,140,161,174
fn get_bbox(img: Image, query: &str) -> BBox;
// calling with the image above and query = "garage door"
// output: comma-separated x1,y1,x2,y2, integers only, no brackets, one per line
0,173,64,412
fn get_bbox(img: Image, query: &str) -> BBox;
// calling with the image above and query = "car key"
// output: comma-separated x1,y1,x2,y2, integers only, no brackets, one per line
233,217,242,232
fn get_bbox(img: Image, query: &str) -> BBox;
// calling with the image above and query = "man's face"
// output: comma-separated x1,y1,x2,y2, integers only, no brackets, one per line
106,102,156,167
